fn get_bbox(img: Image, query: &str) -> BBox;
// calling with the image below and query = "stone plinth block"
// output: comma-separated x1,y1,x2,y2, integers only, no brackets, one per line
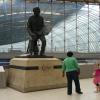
0,66,7,88
8,57,66,92
79,63,95,79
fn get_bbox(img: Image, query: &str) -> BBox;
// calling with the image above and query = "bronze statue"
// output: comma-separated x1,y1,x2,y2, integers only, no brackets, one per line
27,7,46,56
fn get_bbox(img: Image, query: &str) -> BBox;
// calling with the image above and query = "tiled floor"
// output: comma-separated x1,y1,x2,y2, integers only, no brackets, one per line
0,78,100,100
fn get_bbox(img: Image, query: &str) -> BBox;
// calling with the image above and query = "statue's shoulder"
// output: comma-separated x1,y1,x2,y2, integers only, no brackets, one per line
29,15,34,19
39,16,44,19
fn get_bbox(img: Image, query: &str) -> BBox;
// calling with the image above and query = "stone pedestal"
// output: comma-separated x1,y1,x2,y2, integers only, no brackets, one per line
0,66,7,88
79,63,95,79
8,57,66,92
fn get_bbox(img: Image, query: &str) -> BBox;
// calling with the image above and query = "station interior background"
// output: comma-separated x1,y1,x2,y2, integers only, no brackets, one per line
0,0,100,53
0,1,100,100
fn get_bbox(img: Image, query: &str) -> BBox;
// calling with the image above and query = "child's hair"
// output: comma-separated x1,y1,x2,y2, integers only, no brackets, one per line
96,64,100,69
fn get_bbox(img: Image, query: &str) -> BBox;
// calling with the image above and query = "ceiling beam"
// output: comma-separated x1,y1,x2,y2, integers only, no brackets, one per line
57,0,100,3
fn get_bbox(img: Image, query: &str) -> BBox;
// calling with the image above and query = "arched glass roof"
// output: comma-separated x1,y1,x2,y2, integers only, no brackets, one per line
46,4,100,53
0,1,100,53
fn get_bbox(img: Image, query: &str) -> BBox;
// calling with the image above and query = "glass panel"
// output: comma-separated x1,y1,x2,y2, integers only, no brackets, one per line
0,1,100,53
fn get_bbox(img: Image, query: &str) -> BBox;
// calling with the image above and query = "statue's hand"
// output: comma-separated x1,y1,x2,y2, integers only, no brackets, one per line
30,33,37,40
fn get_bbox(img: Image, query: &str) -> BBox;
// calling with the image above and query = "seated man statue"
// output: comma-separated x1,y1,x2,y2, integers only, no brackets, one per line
27,7,46,56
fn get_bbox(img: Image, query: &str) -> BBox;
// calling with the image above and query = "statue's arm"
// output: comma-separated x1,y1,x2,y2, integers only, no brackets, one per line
27,18,36,37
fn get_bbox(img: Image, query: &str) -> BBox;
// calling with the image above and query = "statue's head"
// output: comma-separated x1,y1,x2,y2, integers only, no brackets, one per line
33,7,40,16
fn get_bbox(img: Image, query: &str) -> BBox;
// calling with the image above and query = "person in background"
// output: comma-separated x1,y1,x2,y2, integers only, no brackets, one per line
62,51,83,95
27,7,46,56
93,63,100,93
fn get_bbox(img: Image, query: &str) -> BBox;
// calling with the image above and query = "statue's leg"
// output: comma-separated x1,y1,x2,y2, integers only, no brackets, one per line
27,40,30,53
33,39,39,55
39,35,46,56
27,36,39,55
27,39,33,55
